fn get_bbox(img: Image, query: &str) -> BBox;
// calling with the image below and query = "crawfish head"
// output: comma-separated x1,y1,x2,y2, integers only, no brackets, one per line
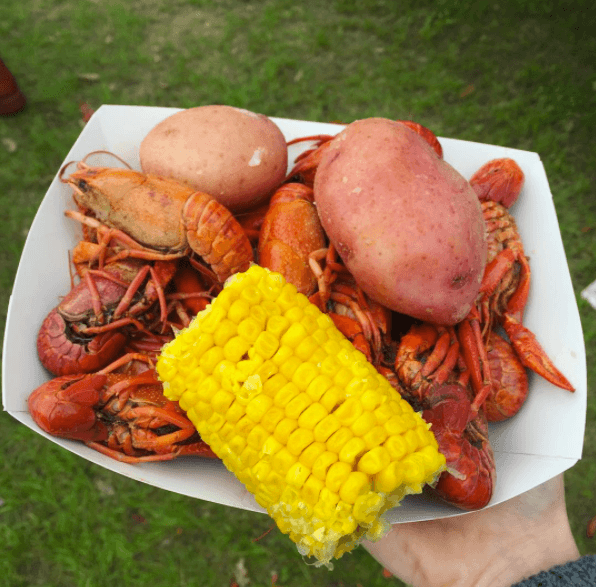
28,374,110,442
58,273,129,324
63,164,190,252
37,308,127,377
422,383,496,510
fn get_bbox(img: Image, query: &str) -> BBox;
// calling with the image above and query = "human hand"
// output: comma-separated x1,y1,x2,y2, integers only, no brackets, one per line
362,474,580,587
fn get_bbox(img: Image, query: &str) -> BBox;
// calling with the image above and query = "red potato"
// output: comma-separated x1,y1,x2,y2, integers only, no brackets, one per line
140,105,288,212
313,117,487,325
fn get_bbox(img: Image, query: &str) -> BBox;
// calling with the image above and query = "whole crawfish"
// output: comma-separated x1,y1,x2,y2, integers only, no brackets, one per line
60,151,254,284
458,158,574,396
395,323,495,509
28,354,217,463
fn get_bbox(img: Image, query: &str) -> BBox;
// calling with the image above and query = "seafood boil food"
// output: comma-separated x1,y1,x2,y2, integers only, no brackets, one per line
27,108,575,564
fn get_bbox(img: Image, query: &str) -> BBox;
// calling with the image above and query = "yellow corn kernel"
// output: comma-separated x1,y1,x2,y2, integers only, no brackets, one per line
385,434,408,461
274,382,300,408
213,319,238,347
235,415,255,437
338,437,367,465
156,266,445,567
313,414,341,443
351,411,377,437
266,314,290,338
334,397,363,426
177,388,198,413
227,434,246,456
281,322,308,348
287,428,314,456
271,344,293,367
252,459,271,483
309,347,327,366
223,336,251,363
211,388,235,414
306,374,333,402
313,487,340,521
286,462,310,488
285,392,311,420
333,367,353,388
274,418,298,444
228,298,251,324
373,461,404,493
246,394,273,422
358,446,391,475
373,402,393,425
271,447,296,476
196,376,219,402
319,355,340,378
339,471,371,504
384,414,408,436
362,425,388,450
311,451,339,481
239,445,260,469
246,424,269,451
260,435,283,458
199,305,227,333
253,330,280,360
325,461,352,493
298,403,327,430
224,400,245,424
249,304,268,329
279,355,303,381
199,347,224,374
320,386,343,412
299,441,327,468
263,372,287,397
295,336,318,361
302,475,324,506
326,427,354,454
360,388,382,411
261,405,285,433
403,428,421,454
292,362,319,391
206,411,226,433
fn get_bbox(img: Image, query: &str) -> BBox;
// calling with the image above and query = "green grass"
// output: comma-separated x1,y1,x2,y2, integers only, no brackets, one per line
1,1,595,585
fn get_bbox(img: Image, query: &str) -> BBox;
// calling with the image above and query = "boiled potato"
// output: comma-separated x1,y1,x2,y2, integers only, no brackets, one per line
140,105,288,212
313,117,487,325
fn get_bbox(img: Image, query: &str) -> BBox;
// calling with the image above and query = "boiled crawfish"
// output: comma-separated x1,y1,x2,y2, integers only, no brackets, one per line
257,183,326,296
60,152,254,284
394,323,495,509
37,259,176,377
28,354,217,463
458,158,574,396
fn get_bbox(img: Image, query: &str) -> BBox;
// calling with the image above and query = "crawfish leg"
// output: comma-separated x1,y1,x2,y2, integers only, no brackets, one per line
85,441,182,463
502,314,574,392
457,312,493,411
420,328,459,385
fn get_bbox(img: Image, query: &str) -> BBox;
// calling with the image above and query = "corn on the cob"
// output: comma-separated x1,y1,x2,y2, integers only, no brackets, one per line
157,265,445,566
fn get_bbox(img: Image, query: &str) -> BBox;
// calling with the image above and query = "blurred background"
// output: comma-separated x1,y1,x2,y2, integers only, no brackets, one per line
1,1,594,585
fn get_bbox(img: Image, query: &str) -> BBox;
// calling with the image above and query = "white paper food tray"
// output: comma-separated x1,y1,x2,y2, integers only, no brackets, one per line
2,105,586,522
